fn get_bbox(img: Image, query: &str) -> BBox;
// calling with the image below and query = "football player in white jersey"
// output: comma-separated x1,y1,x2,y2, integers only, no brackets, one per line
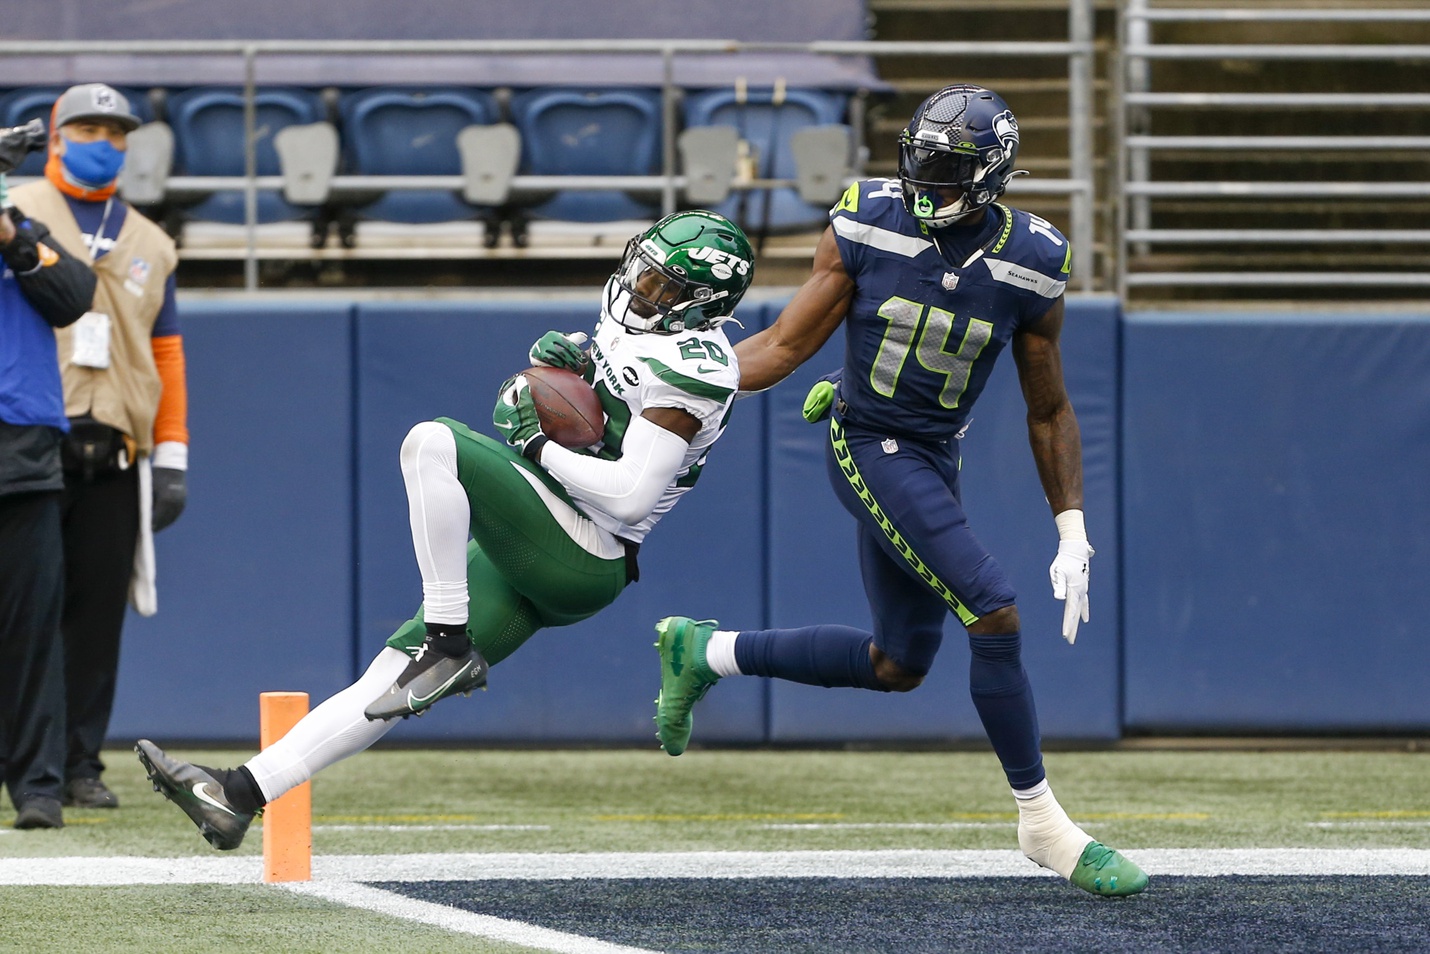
136,211,753,851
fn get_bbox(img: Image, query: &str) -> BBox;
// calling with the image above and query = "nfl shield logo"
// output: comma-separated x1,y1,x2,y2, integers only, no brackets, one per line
941,271,959,291
129,258,150,284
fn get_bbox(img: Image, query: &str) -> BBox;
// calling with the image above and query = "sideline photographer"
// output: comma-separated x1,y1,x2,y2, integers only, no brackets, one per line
0,118,98,830
10,84,188,812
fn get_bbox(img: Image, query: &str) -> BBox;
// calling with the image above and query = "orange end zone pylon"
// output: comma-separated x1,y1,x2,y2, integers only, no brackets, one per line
259,691,311,882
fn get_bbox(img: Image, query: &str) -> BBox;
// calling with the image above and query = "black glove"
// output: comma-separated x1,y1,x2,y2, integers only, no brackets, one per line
152,467,187,532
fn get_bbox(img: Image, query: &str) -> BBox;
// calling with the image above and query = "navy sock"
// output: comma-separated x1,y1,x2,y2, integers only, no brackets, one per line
734,625,886,690
968,632,1046,789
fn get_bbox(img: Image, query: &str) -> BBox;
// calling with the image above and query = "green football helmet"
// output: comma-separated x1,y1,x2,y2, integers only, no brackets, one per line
606,210,755,334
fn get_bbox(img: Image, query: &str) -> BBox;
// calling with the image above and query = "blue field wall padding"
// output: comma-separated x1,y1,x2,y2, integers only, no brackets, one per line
1122,311,1430,733
109,298,1430,744
112,303,357,741
353,300,767,743
764,296,1123,743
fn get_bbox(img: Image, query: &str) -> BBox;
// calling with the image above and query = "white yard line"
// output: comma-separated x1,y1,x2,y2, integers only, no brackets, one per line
283,881,661,954
762,822,1012,830
315,824,552,833
1308,821,1430,829
3,848,1429,886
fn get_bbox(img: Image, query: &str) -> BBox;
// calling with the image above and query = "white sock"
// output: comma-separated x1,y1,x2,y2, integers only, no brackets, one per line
1014,783,1093,879
704,630,742,677
401,422,470,625
243,648,408,803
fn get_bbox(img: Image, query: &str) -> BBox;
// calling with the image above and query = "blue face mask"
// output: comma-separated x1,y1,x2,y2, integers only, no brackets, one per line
60,137,127,187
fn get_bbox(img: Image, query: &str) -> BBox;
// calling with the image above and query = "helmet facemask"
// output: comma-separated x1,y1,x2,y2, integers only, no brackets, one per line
604,211,754,335
608,235,718,334
898,85,1027,228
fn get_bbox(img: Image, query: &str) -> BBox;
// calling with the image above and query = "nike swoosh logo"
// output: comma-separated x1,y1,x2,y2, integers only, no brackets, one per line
695,364,721,374
407,660,475,709
192,781,236,816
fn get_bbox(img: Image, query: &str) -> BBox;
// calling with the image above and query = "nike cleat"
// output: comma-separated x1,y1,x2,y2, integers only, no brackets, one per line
654,616,720,756
363,645,489,721
1068,841,1150,897
135,739,254,851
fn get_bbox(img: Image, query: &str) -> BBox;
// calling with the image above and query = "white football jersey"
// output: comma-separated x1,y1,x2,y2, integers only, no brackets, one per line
563,305,740,543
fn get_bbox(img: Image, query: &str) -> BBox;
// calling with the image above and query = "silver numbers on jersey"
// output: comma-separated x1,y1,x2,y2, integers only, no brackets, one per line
870,297,922,398
871,296,994,409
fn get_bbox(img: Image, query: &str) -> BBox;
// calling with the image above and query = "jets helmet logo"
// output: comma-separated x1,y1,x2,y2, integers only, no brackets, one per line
687,245,751,280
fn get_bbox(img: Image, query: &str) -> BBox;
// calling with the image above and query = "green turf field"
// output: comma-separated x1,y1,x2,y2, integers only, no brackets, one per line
2,746,1426,953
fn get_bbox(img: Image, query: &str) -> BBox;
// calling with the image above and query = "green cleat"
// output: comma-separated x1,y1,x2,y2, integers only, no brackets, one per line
1067,841,1150,897
653,616,720,756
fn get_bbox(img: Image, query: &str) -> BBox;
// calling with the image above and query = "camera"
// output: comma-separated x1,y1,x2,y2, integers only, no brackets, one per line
0,119,47,175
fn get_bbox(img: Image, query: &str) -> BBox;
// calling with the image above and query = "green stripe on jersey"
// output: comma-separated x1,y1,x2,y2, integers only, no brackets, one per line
638,357,735,402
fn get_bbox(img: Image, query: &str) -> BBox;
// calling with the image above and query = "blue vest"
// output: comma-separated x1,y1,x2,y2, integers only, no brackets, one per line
830,178,1071,441
0,252,69,431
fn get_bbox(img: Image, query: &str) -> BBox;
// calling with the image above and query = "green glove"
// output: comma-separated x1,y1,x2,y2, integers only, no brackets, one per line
492,374,547,460
803,380,836,423
528,330,589,372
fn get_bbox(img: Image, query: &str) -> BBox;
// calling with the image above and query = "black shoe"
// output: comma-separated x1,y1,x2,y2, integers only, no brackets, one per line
14,797,64,830
363,645,489,721
134,740,254,851
64,777,119,809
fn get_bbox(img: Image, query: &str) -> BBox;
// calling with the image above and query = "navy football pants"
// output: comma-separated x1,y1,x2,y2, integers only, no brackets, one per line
827,419,1017,675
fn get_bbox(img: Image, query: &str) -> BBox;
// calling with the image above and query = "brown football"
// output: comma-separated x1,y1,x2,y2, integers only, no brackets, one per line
524,366,605,449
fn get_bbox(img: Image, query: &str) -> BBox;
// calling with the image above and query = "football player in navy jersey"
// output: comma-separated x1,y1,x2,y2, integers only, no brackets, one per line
654,86,1148,897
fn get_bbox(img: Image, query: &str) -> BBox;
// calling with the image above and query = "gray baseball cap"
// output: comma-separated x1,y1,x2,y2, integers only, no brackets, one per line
52,83,142,133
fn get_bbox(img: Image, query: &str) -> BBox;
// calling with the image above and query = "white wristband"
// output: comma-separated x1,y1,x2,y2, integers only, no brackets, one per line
151,440,188,471
1054,508,1087,542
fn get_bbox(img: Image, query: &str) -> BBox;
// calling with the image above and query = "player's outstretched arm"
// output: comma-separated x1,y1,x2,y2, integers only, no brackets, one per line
734,226,854,393
1012,296,1082,514
1013,296,1093,643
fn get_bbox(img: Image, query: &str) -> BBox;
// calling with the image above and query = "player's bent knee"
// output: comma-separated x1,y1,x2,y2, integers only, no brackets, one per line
967,604,1020,635
872,654,926,693
400,420,457,475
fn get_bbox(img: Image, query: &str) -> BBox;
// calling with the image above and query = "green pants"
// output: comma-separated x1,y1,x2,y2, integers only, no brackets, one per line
386,418,629,666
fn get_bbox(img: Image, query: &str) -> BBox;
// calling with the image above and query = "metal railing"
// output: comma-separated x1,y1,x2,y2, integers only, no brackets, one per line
1117,3,1430,296
0,28,1098,291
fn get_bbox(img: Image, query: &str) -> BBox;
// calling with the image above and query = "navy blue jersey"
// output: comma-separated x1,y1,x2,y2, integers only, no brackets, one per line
830,178,1071,440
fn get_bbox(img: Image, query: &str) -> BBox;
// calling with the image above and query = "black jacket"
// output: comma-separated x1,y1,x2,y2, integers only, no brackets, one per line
0,208,98,495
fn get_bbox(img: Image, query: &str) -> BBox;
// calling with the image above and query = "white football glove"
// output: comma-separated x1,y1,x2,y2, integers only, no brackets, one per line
1049,539,1093,645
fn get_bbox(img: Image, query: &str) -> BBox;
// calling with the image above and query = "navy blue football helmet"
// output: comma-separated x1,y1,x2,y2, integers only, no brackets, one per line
897,85,1028,227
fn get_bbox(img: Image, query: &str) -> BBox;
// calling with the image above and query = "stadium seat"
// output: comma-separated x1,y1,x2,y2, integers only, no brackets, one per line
0,86,154,176
508,87,663,224
166,86,325,224
338,87,500,224
683,87,848,234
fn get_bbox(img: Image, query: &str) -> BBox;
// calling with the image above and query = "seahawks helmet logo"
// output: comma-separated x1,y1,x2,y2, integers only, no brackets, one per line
992,109,1019,157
